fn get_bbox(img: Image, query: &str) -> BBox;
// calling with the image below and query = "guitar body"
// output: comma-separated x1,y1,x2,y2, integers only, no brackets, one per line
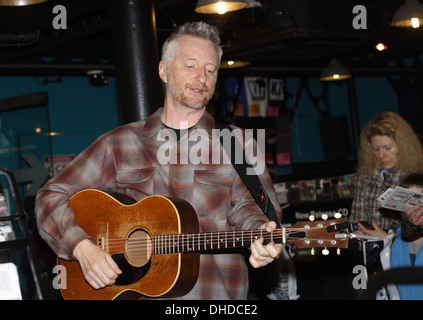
58,189,200,300
57,189,352,300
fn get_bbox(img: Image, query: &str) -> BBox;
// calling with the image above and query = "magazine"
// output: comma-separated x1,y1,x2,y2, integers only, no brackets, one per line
378,186,423,212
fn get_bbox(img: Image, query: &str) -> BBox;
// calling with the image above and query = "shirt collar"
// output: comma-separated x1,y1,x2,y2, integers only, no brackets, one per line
191,108,215,138
141,107,165,139
380,167,393,181
141,107,216,139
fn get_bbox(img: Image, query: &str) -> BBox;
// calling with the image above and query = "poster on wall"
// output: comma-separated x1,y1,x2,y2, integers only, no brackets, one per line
244,77,268,117
44,154,75,177
268,78,284,117
232,76,291,166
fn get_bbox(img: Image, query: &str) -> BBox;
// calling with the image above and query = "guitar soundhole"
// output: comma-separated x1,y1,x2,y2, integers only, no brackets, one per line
113,253,151,286
125,229,152,267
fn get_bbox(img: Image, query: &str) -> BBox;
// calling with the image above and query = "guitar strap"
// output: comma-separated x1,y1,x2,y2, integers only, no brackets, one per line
215,122,281,228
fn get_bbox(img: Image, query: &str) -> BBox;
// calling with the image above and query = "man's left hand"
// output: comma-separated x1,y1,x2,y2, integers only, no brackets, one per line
249,221,283,268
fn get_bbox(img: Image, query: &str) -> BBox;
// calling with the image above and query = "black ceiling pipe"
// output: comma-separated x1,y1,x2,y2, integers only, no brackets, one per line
112,0,163,124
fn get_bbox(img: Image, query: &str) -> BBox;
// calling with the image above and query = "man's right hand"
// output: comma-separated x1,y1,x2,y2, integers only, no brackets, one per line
72,239,122,289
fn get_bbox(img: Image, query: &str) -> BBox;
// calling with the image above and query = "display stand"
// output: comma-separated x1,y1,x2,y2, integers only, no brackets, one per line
0,168,43,299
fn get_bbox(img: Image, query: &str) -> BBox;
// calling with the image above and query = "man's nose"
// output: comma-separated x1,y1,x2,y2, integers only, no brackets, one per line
196,67,207,84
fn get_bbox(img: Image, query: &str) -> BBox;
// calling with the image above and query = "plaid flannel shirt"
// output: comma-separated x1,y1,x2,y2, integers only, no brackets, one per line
350,168,404,230
35,107,281,300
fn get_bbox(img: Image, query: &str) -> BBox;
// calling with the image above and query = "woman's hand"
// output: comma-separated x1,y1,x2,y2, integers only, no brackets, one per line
356,219,387,239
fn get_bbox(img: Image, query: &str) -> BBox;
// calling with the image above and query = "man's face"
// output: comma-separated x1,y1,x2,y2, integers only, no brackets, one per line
159,35,219,111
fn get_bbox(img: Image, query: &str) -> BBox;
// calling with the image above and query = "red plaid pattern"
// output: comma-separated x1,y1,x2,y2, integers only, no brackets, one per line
35,107,281,299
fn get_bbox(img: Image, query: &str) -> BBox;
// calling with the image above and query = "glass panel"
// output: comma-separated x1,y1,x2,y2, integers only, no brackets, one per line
18,131,97,177
0,102,50,215
0,105,51,173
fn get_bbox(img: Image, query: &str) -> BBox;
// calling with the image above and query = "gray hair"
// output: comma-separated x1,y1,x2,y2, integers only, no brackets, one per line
161,21,223,67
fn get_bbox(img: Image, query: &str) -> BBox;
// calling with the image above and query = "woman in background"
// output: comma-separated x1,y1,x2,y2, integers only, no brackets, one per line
350,111,423,232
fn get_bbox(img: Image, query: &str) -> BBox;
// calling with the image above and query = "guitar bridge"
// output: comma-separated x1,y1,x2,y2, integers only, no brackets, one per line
97,222,109,252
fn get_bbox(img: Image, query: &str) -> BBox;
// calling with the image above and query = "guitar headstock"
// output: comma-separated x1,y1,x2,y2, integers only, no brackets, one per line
288,217,350,254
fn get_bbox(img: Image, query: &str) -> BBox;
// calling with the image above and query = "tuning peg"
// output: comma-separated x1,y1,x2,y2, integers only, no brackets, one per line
309,215,315,221
322,248,329,255
311,248,315,255
334,212,342,219
321,214,328,221
337,248,341,255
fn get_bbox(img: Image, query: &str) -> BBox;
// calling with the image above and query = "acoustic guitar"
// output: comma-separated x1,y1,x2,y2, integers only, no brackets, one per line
57,189,350,300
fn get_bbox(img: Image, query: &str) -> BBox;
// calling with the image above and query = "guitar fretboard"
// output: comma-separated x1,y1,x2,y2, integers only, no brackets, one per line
153,228,295,255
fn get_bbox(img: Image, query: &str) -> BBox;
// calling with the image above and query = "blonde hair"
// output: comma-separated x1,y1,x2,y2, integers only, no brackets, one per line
357,111,423,175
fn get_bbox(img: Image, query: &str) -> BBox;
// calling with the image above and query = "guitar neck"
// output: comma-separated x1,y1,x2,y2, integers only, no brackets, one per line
153,228,301,255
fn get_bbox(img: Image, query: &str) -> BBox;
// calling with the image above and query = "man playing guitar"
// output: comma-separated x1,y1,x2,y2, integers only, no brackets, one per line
35,21,282,300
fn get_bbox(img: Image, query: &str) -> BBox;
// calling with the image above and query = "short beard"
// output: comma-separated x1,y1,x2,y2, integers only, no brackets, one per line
169,83,213,110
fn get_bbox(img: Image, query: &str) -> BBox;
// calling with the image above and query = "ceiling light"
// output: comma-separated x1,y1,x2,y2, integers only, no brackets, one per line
195,0,247,14
219,60,250,69
391,0,423,28
320,59,351,81
0,0,48,5
375,42,388,51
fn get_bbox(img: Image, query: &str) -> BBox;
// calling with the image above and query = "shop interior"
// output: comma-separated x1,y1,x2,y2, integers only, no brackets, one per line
0,0,422,300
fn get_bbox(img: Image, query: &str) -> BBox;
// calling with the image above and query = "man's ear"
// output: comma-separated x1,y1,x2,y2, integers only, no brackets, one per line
158,60,167,83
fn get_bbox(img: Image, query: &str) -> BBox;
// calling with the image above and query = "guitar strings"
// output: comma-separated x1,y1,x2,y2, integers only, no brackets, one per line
105,233,338,257
101,226,336,255
103,227,326,245
104,227,308,245
106,236,340,256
